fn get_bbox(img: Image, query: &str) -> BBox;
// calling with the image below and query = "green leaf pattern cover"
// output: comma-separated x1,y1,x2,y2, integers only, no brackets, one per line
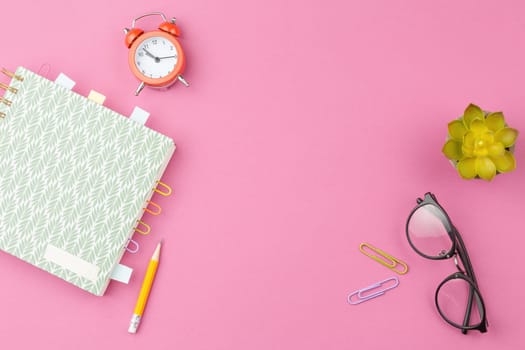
0,67,174,295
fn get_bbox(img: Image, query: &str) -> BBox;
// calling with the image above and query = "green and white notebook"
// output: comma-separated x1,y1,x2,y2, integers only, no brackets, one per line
0,67,175,295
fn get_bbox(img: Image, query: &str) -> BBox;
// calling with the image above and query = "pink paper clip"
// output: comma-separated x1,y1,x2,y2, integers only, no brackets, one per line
347,277,399,305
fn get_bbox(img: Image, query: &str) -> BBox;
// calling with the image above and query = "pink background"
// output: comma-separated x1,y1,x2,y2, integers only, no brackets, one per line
0,0,524,349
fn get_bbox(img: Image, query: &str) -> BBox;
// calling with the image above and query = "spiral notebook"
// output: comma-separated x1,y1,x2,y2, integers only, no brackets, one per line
0,67,175,295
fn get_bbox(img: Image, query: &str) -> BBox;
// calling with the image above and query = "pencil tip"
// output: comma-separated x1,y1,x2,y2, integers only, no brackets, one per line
152,241,162,260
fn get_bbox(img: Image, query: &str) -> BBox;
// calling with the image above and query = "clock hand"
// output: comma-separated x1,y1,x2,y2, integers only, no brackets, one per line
158,55,177,59
143,48,159,61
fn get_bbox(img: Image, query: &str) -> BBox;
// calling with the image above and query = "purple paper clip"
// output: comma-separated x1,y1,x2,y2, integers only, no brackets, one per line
347,276,399,305
125,238,140,254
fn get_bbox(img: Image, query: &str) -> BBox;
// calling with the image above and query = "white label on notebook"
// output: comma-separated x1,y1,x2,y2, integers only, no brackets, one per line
55,73,76,90
110,264,133,284
44,244,100,282
129,106,150,125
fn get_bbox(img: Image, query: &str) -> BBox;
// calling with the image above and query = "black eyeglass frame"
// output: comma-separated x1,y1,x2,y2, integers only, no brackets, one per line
406,192,488,334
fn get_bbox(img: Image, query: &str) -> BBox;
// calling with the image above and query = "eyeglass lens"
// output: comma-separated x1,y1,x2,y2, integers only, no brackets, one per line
407,204,453,257
437,278,483,328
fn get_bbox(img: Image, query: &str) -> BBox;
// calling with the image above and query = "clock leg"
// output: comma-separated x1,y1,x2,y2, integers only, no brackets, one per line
135,82,146,96
177,75,190,87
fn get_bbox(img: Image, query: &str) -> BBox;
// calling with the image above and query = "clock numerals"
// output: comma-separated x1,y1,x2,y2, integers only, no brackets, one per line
135,37,178,79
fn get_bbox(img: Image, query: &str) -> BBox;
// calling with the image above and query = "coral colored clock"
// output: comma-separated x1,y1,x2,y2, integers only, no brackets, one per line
124,12,189,96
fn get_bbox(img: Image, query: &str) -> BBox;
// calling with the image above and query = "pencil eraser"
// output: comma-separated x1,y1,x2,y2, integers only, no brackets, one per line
128,314,141,333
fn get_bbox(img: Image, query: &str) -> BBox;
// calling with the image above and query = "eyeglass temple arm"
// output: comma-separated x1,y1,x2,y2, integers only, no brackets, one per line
459,286,475,334
453,227,479,285
453,227,485,334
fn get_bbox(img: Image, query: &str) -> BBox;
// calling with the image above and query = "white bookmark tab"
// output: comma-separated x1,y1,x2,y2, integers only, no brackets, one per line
129,106,150,125
55,73,76,90
88,90,106,105
110,264,133,284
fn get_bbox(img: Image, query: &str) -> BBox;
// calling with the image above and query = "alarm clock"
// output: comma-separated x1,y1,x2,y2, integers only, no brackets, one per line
124,12,189,96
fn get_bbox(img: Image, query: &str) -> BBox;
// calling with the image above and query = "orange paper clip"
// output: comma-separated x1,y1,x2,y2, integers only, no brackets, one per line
359,242,408,275
154,181,172,196
144,200,162,216
135,220,151,235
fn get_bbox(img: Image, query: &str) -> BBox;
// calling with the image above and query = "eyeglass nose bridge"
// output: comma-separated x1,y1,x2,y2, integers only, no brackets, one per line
452,254,466,273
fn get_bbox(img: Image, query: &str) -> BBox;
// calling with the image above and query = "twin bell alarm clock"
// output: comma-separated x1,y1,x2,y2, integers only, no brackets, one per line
124,12,189,96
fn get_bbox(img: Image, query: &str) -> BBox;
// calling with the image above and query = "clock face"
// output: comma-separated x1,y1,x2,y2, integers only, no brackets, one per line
134,36,179,79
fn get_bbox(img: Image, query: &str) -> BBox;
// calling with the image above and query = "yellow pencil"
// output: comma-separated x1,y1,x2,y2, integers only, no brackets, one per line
128,241,162,333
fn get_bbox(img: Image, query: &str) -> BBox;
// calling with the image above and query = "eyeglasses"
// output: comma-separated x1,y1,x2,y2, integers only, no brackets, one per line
406,192,488,334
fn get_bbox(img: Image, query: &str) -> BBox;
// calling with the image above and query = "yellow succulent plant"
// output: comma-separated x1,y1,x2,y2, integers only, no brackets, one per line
442,103,518,181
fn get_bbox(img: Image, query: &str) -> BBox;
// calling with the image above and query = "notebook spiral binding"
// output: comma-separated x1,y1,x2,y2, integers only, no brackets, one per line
0,82,18,94
1,68,23,81
0,96,12,106
0,68,20,118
